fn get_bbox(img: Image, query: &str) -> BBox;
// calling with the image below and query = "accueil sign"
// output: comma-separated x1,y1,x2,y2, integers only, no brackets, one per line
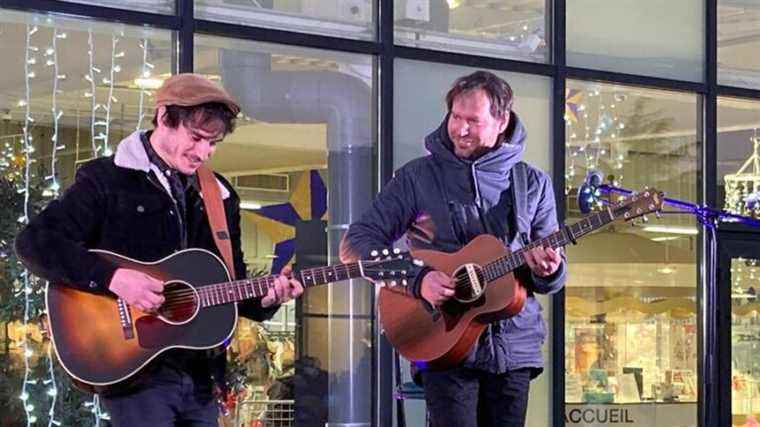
565,404,697,426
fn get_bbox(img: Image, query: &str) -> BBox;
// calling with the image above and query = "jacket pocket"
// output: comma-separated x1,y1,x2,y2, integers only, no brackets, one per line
107,193,175,257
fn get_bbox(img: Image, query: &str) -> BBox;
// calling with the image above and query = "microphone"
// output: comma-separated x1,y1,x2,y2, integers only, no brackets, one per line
577,170,604,214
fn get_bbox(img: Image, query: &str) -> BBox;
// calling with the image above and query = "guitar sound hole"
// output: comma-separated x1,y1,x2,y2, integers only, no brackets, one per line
452,264,486,303
158,281,199,323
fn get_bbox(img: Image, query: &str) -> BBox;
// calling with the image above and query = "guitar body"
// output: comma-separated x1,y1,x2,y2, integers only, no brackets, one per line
378,234,526,369
46,249,236,390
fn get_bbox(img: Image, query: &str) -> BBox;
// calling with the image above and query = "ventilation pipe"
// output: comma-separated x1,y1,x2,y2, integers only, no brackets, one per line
220,49,374,427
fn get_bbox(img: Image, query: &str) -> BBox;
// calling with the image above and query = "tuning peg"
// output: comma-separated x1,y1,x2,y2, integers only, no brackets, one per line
393,248,400,254
370,250,378,257
382,249,389,256
390,280,397,287
401,279,408,286
413,259,424,266
641,215,649,223
390,271,396,276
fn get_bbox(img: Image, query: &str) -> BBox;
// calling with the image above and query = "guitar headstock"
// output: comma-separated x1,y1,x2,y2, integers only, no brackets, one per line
611,188,665,222
362,248,422,287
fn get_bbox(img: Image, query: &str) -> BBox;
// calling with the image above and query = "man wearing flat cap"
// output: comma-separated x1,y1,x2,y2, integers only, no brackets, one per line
15,73,303,425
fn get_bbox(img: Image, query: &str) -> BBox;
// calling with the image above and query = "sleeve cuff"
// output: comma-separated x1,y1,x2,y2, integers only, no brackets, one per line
530,260,566,294
410,266,432,299
88,257,119,295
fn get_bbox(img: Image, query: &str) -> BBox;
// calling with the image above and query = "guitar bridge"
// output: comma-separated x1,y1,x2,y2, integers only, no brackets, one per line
117,298,135,340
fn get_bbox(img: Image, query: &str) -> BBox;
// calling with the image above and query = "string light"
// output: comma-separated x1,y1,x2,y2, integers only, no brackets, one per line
46,342,59,426
136,38,151,131
20,24,36,427
44,28,64,198
86,29,98,156
100,33,122,157
14,21,110,425
565,87,629,196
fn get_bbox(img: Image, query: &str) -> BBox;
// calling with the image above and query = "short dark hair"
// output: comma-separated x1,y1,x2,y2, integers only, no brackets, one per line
445,71,514,118
152,102,237,135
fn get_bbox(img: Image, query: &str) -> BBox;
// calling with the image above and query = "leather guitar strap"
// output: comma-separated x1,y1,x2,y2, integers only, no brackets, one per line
197,166,235,279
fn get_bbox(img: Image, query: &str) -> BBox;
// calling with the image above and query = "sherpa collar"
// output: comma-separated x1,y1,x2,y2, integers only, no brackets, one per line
114,130,230,199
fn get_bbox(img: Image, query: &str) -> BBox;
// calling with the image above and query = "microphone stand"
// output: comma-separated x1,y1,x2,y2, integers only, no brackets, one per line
587,181,760,426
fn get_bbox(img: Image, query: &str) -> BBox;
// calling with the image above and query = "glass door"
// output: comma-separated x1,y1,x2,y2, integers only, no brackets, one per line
717,225,760,427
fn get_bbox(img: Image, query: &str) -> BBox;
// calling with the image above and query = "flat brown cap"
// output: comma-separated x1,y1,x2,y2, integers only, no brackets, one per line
155,73,241,116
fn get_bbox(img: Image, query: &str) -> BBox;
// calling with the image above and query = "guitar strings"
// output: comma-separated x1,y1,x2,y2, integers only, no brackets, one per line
153,263,367,311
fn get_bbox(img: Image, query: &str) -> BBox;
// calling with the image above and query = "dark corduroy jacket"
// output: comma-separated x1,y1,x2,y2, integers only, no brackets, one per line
14,130,277,391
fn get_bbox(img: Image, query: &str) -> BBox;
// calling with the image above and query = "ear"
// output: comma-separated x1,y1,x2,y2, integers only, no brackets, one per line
497,111,510,134
156,105,167,128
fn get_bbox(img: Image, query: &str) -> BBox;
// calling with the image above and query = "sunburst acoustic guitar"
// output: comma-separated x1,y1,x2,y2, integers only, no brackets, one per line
46,248,417,392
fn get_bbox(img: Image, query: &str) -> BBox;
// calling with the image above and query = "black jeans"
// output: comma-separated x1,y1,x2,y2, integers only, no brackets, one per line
101,365,218,427
420,366,532,427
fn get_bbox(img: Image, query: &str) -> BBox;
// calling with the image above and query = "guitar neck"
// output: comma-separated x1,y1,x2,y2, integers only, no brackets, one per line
197,262,365,308
484,207,615,282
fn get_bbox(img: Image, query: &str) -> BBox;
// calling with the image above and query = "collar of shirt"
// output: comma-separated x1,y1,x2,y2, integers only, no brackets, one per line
140,130,199,193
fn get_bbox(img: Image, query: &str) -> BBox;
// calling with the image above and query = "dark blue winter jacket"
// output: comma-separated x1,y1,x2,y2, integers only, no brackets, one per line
341,113,566,376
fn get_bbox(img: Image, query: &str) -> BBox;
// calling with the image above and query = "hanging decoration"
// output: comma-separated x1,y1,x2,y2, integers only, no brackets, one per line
245,171,327,274
724,135,760,219
565,87,628,198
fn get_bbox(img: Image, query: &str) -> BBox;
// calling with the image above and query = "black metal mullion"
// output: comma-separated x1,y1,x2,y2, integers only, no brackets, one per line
701,1,719,426
567,66,706,94
194,19,380,55
379,0,394,185
0,0,179,29
394,46,554,77
551,0,566,425
704,0,718,210
376,2,394,427
177,0,194,73
718,85,760,100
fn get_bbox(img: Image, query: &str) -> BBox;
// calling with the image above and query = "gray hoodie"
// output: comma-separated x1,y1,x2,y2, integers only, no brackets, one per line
342,113,566,376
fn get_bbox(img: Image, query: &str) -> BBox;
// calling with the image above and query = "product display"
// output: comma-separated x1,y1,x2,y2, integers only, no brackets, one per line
566,308,697,404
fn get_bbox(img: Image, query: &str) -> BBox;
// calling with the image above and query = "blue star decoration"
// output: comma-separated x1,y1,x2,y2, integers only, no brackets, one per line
245,170,327,274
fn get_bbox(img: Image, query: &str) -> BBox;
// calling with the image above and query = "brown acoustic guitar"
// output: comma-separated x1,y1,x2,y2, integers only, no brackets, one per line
46,248,417,392
378,189,664,369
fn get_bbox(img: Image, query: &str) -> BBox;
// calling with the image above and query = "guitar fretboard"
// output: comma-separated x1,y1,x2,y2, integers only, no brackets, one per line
482,207,615,282
196,263,364,308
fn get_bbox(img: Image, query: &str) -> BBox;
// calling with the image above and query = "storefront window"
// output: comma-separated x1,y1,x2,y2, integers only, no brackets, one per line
394,59,552,426
718,1,760,89
394,0,549,63
730,257,760,426
567,0,704,82
195,34,376,426
0,8,173,424
564,81,699,426
717,97,760,215
195,0,375,41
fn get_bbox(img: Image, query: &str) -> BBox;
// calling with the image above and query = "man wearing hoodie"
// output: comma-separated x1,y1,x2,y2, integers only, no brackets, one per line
340,71,566,426
15,73,303,425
